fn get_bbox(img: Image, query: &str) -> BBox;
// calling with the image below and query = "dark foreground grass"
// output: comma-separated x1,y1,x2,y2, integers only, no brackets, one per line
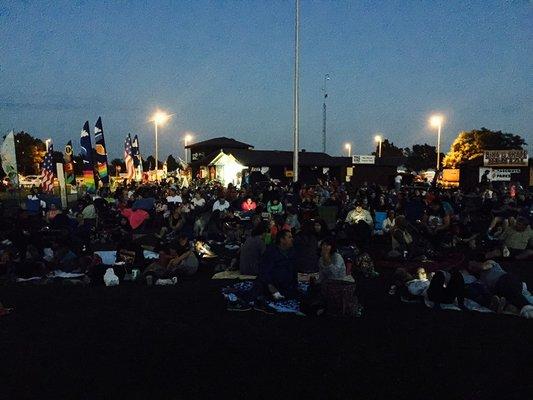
1,263,532,400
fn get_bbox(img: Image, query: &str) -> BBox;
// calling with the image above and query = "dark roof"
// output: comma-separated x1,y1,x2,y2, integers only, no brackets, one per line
185,137,253,150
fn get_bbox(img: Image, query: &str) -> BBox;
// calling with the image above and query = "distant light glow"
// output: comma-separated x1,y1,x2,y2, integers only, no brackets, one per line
429,114,444,128
151,110,171,126
374,135,382,142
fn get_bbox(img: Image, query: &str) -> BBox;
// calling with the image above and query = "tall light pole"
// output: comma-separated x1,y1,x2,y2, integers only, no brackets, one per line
151,110,171,181
322,74,330,153
184,134,192,164
344,143,352,157
430,115,444,170
292,0,300,182
374,135,383,158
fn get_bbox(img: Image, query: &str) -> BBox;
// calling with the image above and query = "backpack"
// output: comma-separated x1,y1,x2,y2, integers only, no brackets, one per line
321,280,363,317
354,253,379,278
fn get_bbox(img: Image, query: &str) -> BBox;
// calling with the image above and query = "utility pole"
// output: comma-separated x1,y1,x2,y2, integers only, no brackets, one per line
322,74,330,153
292,0,300,182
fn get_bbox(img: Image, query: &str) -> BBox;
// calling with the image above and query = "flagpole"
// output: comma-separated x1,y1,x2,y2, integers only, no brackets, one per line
292,0,300,183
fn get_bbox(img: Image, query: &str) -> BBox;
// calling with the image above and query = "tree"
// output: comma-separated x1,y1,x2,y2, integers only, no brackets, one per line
372,139,404,158
442,127,526,168
109,158,125,176
405,143,444,171
11,132,46,175
166,155,179,172
144,156,155,171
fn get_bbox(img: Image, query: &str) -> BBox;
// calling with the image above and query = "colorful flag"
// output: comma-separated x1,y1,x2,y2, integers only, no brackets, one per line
124,134,135,181
132,134,143,181
80,121,96,193
94,117,109,185
41,140,55,193
63,140,75,185
0,131,19,187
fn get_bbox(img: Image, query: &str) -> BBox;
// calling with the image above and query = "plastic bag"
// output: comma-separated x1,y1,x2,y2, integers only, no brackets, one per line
103,268,119,286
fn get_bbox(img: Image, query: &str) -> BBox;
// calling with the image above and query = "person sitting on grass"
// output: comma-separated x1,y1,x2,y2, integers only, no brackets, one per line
318,236,352,283
142,245,179,286
468,253,531,315
239,222,267,276
241,197,257,213
168,234,199,277
253,229,297,313
485,216,533,260
266,198,283,215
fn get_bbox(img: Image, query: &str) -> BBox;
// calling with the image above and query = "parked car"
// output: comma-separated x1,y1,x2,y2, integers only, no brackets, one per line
19,175,41,187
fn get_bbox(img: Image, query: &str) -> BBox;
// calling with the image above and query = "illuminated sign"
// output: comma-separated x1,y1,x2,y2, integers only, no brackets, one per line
483,150,528,167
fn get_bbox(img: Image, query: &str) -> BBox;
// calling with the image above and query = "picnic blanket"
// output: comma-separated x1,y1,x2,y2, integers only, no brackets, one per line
95,250,158,266
212,271,256,280
221,281,309,314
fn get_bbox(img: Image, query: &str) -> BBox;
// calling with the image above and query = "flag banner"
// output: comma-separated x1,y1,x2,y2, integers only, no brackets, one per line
0,131,19,186
41,140,55,193
63,140,75,185
132,134,143,181
124,134,135,181
94,117,109,185
80,121,96,193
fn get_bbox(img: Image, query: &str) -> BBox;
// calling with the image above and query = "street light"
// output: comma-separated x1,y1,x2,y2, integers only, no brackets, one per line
374,135,383,158
429,114,444,170
150,110,171,181
344,143,352,157
184,134,193,164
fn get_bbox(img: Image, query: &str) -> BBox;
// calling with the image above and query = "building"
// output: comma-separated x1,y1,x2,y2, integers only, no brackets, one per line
186,136,410,187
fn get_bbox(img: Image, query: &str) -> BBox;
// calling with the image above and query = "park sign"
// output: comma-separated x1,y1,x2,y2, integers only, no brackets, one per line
479,167,521,182
483,150,528,167
352,155,375,164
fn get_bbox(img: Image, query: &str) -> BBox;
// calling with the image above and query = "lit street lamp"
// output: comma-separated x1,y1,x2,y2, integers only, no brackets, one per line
374,135,383,158
150,110,171,181
184,134,193,164
429,115,444,170
344,143,352,157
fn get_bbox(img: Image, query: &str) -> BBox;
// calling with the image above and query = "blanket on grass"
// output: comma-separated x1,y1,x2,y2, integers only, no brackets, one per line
221,281,309,314
94,250,158,266
400,282,533,317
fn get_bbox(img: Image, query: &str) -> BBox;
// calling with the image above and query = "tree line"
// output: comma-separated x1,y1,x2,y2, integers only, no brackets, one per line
0,127,528,177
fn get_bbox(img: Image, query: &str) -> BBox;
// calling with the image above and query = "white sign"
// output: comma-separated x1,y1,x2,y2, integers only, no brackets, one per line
483,150,528,167
479,167,521,182
352,155,375,164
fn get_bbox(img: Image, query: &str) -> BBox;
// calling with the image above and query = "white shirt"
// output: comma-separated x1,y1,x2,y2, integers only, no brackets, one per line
395,175,402,184
166,195,182,204
382,217,395,233
212,200,230,212
191,197,206,208
345,208,373,226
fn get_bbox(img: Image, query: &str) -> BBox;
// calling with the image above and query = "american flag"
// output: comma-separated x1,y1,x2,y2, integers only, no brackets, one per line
124,134,135,180
41,140,55,192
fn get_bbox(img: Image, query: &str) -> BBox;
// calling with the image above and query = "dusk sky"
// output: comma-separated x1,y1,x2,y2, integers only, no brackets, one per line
1,0,531,160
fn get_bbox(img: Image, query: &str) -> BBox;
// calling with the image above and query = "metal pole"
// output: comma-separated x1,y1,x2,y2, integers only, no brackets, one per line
322,101,326,153
322,74,328,153
184,137,189,164
436,123,441,170
379,140,382,158
155,121,158,181
292,0,300,182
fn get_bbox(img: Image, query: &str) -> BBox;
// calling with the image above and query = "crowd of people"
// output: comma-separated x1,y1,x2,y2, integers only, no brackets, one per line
0,174,532,317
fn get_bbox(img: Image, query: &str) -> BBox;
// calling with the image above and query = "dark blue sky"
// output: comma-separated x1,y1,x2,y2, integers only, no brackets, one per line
1,0,531,160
